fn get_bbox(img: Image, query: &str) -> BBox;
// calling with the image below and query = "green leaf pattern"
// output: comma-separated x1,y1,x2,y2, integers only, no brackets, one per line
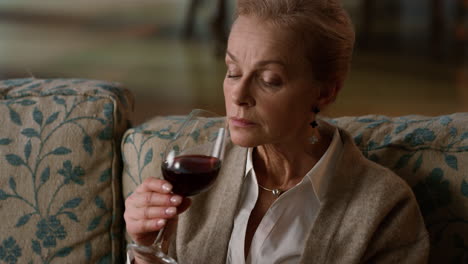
0,138,12,145
24,140,32,161
462,180,468,198
83,135,93,155
45,112,60,125
445,155,458,170
31,240,41,256
33,107,43,126
6,154,24,166
9,177,16,192
413,154,423,173
15,214,32,228
332,114,468,262
99,169,112,183
122,121,180,187
40,167,50,185
0,78,128,263
9,107,22,126
87,216,103,232
143,148,153,168
51,147,72,155
62,198,82,209
21,128,39,138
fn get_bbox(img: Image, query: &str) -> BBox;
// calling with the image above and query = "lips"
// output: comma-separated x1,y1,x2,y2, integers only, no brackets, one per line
229,117,257,128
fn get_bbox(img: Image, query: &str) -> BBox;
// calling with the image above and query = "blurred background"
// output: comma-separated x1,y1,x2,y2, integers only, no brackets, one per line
1,0,467,125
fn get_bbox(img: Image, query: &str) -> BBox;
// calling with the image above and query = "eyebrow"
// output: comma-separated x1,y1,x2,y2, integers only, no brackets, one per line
226,50,286,68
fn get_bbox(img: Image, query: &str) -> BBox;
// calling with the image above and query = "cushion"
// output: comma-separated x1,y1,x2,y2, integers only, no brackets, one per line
333,113,468,263
121,116,185,198
0,78,133,263
122,113,468,263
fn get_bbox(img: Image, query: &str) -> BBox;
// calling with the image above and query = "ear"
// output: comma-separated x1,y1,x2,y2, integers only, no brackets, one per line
317,81,342,108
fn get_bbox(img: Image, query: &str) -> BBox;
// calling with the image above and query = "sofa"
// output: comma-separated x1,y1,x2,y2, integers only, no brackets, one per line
0,78,467,263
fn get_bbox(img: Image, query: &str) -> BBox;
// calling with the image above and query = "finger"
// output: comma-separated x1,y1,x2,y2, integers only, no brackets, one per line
125,204,178,221
126,192,183,208
126,218,167,235
136,177,173,194
129,206,178,220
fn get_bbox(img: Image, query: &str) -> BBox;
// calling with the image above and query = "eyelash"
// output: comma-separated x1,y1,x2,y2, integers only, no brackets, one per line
226,74,241,78
226,70,240,78
226,71,282,88
260,79,281,88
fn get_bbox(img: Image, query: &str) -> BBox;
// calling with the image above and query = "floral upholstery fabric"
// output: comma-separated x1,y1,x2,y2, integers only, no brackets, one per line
122,116,185,199
0,78,133,263
122,113,468,263
333,114,468,263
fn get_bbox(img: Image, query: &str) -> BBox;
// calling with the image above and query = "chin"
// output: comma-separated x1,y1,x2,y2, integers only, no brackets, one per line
230,131,261,148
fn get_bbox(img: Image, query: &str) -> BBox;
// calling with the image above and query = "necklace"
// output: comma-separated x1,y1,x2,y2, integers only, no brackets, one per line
257,184,285,197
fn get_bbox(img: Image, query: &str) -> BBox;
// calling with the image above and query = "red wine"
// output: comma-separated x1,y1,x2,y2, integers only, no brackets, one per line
161,155,221,196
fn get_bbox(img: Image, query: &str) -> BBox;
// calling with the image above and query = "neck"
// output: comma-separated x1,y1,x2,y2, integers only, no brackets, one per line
253,128,332,190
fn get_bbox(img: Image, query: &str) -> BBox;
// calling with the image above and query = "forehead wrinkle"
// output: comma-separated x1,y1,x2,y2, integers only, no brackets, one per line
227,51,286,70
227,37,293,69
227,17,310,76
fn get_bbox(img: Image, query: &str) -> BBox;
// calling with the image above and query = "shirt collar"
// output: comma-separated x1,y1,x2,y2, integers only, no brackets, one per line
244,128,343,203
245,146,254,177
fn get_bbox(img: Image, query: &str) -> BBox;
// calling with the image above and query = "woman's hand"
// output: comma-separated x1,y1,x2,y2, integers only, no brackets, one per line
124,177,191,246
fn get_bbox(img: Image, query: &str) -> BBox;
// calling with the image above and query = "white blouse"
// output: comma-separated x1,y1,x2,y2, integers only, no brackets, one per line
226,128,343,264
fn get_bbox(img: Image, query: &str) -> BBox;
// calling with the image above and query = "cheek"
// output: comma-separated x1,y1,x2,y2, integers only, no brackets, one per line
263,108,290,133
260,99,309,134
223,81,231,109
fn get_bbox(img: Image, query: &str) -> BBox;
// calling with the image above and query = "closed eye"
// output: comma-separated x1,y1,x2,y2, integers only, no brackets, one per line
260,79,282,89
226,72,242,78
258,72,283,89
262,81,280,87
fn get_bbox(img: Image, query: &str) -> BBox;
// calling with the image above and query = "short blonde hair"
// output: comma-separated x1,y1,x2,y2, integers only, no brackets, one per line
236,0,355,89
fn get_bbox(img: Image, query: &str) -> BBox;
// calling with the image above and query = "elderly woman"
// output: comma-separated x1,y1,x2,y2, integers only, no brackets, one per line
124,0,430,263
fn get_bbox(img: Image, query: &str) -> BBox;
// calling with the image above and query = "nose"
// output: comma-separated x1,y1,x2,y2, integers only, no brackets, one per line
231,78,255,107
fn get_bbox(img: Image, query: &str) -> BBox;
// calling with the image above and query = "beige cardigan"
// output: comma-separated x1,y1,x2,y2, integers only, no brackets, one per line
168,122,430,264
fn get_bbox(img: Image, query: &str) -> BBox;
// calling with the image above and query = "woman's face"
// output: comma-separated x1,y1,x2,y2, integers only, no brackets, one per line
224,15,320,147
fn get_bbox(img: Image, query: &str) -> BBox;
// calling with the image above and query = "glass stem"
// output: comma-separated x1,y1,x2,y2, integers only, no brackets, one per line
153,225,166,251
152,218,176,254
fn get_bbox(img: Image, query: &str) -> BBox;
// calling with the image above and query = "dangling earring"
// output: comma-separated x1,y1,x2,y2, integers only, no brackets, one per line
309,107,320,144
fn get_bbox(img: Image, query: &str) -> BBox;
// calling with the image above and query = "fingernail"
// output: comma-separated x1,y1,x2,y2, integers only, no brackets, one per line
162,183,172,192
165,207,176,216
157,219,166,227
170,196,182,205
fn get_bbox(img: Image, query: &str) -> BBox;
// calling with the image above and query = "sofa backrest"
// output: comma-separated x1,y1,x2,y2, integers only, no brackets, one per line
333,114,468,263
0,78,133,263
122,113,468,263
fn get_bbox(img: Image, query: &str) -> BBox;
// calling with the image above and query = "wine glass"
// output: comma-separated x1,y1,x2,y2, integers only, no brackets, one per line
127,109,229,264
